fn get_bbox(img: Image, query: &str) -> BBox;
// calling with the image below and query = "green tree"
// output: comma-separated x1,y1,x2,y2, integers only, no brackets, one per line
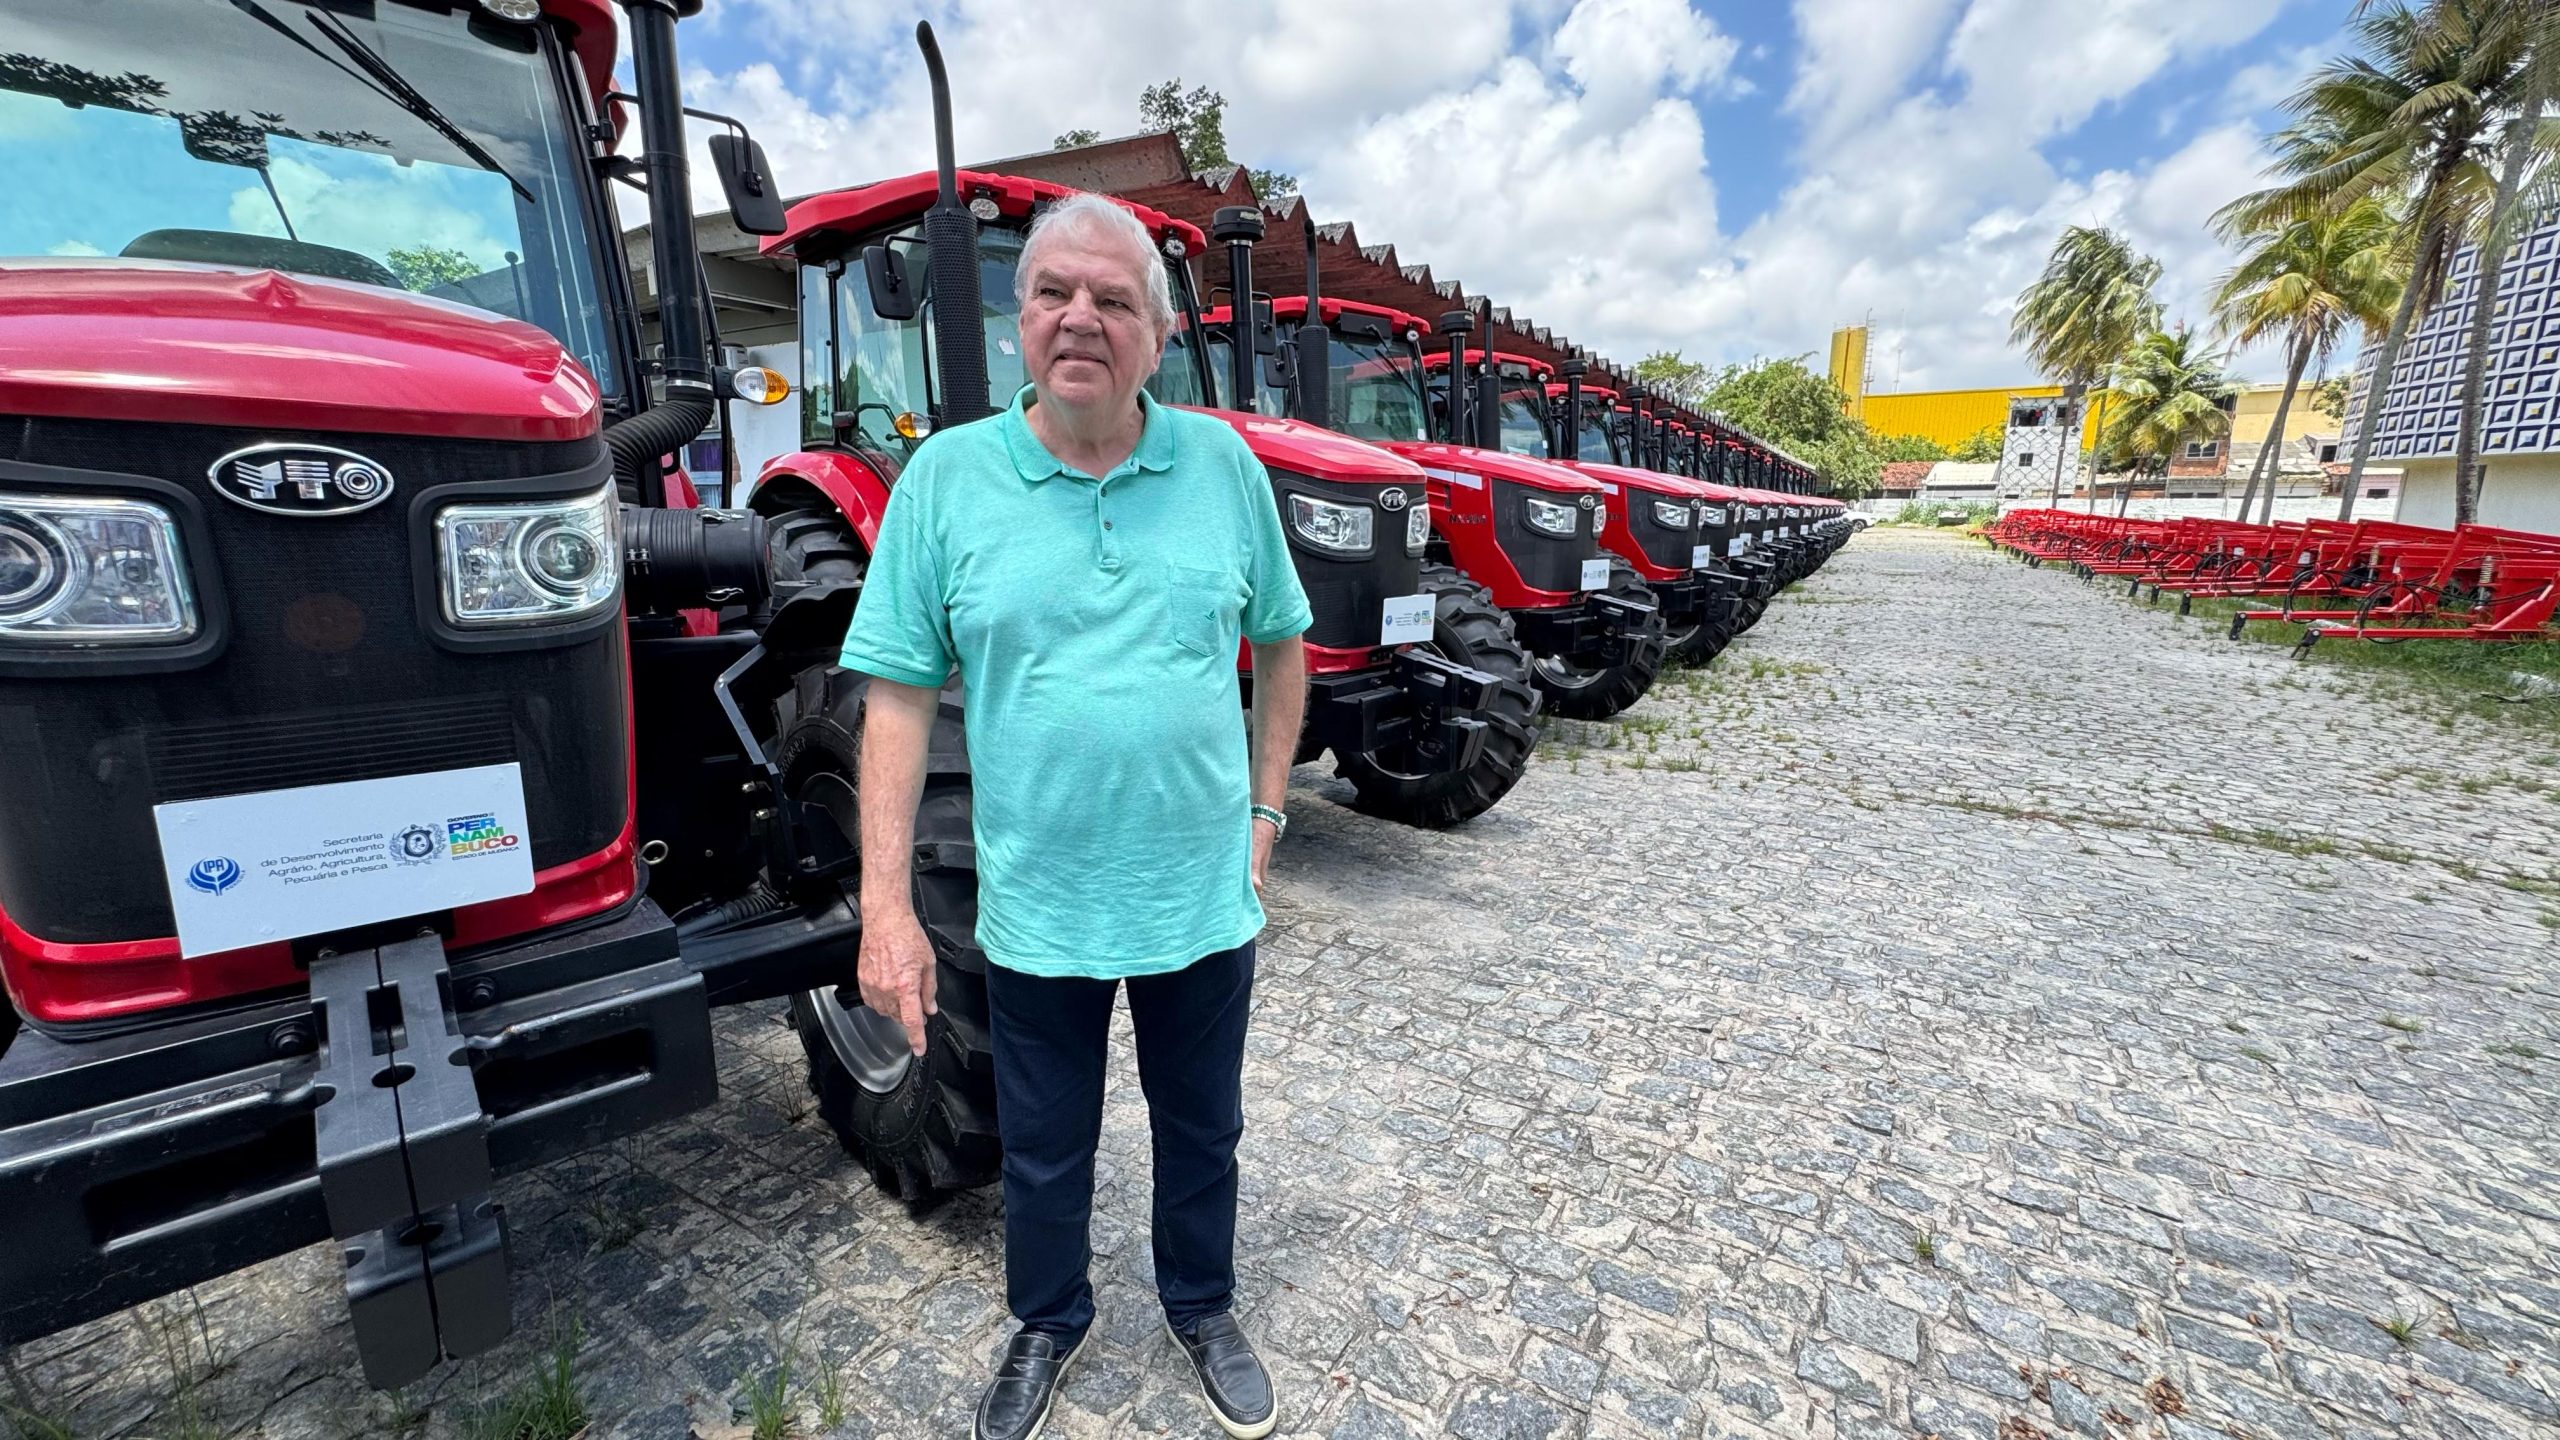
1052,128,1102,149
1698,356,1860,448
1950,425,2006,463
2308,373,2354,425
1872,431,1950,462
386,244,478,293
1632,350,1712,410
1694,356,1886,497
2210,194,2403,523
2098,328,2241,514
2228,1,2527,520
2011,227,2164,509
1138,79,1296,198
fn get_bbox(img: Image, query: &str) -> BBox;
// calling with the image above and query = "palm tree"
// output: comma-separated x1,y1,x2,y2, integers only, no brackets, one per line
2425,0,2560,522
2099,328,2242,511
2222,1,2517,520
2210,197,2405,524
2011,227,2164,510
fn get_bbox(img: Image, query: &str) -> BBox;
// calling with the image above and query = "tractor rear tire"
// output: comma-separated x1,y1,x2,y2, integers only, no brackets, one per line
1337,563,1541,828
1531,559,1667,720
768,508,869,592
779,667,1001,1200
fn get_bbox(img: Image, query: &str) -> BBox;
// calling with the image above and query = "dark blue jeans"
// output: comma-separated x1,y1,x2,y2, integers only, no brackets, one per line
985,941,1255,1344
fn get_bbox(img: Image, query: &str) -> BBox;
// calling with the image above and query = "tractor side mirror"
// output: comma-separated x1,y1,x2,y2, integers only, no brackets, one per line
863,244,919,322
709,133,787,236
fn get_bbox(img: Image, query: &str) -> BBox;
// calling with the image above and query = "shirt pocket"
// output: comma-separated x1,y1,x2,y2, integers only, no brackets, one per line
1164,564,1239,657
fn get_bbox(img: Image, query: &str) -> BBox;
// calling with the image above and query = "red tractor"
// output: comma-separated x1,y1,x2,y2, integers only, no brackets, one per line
1187,264,1669,720
743,125,1545,1186
0,1,988,1390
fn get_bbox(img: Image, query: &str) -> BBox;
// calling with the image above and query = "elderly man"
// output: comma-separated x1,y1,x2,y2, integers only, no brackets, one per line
838,191,1310,1440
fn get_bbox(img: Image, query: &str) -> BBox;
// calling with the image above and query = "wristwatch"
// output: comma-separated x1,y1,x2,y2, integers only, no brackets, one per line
1250,804,1288,837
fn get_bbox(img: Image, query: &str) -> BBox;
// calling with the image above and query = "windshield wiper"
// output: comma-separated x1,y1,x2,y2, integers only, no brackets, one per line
305,9,534,205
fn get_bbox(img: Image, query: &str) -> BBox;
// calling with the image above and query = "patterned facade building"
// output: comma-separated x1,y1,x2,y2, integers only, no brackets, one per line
2344,219,2560,462
2341,218,2560,532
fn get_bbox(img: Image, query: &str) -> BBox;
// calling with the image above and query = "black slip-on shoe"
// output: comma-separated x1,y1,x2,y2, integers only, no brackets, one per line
973,1328,1083,1440
1167,1313,1276,1439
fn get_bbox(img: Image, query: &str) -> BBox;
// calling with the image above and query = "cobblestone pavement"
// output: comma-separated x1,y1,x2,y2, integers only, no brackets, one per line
10,528,2559,1440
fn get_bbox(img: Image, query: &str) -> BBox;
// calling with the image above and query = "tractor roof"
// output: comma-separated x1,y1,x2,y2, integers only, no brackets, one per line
1265,296,1428,333
762,170,1208,260
1420,350,1553,379
1544,382,1623,405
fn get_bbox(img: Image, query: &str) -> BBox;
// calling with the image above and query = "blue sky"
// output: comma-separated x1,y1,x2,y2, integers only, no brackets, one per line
662,0,2348,388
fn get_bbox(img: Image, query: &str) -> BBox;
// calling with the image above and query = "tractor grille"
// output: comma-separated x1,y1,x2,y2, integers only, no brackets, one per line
1490,479,1597,595
0,418,624,945
1270,471,1424,652
1627,494,1699,570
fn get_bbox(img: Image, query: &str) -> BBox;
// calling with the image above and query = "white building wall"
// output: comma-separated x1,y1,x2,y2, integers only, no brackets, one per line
2393,457,2560,534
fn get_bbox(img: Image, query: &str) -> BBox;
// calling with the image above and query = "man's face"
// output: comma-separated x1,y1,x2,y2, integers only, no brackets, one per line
1019,232,1163,416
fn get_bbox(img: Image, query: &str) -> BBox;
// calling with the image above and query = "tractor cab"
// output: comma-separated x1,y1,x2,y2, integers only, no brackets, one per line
1191,294,1669,720
756,176,1523,830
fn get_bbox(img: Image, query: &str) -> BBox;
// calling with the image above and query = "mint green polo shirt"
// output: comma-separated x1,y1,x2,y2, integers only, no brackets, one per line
838,386,1314,979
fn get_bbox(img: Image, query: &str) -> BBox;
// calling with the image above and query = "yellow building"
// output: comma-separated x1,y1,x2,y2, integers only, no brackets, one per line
1829,326,2103,451
1827,325,2325,459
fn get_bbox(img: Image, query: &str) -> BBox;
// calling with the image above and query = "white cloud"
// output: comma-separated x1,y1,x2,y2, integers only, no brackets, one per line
47,240,106,257
1785,0,1961,148
654,0,2307,389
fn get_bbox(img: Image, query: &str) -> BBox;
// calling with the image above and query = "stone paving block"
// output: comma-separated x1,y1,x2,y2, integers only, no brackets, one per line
12,531,2560,1440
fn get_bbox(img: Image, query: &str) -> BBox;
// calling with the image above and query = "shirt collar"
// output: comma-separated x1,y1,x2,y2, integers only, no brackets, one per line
999,384,1177,483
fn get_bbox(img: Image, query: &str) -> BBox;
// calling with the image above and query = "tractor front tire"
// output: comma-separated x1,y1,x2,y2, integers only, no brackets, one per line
1337,563,1542,828
768,507,869,592
1532,559,1668,720
779,667,1001,1200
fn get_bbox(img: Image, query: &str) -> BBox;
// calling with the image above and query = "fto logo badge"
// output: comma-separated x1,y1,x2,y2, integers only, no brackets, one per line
445,813,522,859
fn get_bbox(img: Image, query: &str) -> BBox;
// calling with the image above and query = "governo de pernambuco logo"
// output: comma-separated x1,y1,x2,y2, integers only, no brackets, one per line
445,813,522,859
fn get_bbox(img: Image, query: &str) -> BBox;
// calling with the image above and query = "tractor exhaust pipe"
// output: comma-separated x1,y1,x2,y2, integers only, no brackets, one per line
1211,206,1265,414
1436,310,1472,445
1474,299,1502,452
1559,359,1585,462
917,22,989,427
1294,213,1332,426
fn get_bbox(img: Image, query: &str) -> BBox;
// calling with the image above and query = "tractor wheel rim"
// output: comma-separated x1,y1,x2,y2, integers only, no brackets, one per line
1533,653,1607,690
810,986,917,1095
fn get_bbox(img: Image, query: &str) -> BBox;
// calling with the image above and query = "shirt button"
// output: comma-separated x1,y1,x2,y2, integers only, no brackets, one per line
1103,520,1113,529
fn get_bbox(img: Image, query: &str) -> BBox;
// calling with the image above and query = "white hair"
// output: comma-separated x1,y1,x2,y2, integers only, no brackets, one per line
1016,191,1177,340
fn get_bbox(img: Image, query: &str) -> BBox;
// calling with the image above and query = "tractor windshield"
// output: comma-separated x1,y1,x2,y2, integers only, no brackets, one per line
807,224,1029,457
1496,386,1552,459
1570,404,1620,464
1327,329,1429,442
2,0,624,395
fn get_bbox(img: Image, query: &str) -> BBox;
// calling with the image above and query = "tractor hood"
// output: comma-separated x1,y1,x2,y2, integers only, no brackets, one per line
1561,460,1709,499
1379,441,1605,496
0,260,600,443
1199,408,1428,487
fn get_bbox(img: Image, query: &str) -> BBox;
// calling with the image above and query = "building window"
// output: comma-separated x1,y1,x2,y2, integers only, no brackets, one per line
2319,443,2339,462
2182,440,2220,460
2015,452,2034,467
2366,487,2389,499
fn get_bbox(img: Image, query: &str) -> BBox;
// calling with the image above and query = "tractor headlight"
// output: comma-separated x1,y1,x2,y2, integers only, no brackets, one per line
1651,499,1692,529
435,485,621,626
1286,493,1373,555
0,496,198,645
1523,495,1579,537
1405,503,1430,553
1699,505,1727,527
